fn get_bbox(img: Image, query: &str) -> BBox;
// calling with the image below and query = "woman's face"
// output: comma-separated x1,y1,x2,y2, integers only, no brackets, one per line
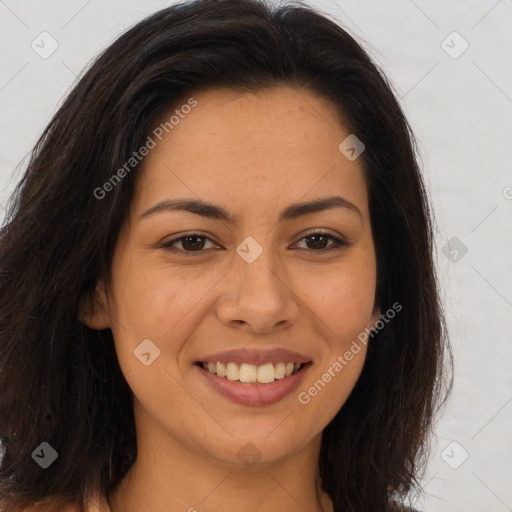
85,86,380,468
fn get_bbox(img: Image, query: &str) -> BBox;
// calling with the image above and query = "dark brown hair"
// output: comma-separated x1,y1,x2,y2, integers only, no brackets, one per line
0,0,452,510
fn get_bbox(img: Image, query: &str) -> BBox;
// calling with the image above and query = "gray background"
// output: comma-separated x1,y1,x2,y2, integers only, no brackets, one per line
1,0,511,510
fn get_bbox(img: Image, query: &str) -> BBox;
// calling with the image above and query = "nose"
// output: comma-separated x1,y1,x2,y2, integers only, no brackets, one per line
215,250,301,334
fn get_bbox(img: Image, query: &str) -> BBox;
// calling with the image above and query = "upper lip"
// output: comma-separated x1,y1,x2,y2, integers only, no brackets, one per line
196,348,312,365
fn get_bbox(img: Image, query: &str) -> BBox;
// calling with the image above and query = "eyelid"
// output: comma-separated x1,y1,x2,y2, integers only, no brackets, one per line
159,231,220,248
159,229,349,255
292,230,349,252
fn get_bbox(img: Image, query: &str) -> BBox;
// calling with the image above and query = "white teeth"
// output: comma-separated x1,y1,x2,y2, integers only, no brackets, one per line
202,361,304,383
226,362,239,381
274,362,286,379
239,363,257,383
256,363,275,383
216,362,227,377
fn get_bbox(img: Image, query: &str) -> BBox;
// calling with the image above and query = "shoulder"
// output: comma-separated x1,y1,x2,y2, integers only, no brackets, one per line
85,491,111,512
16,490,110,512
60,489,111,512
390,503,421,512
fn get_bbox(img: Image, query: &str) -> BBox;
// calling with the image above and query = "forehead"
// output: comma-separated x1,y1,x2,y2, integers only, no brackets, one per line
153,86,349,153
133,86,369,219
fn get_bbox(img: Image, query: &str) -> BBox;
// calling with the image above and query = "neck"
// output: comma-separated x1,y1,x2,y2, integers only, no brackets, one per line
107,411,333,512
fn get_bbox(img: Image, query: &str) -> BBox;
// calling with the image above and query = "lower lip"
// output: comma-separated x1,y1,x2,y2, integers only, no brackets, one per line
195,362,312,406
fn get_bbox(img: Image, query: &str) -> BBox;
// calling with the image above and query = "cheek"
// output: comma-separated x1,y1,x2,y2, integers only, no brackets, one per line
295,266,373,426
298,259,377,343
109,258,221,345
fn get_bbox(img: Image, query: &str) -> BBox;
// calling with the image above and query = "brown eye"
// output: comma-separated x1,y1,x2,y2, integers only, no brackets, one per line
160,231,348,256
161,233,219,255
294,232,348,253
178,235,207,251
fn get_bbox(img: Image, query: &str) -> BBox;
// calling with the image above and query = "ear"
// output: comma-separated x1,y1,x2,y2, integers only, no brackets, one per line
78,279,111,330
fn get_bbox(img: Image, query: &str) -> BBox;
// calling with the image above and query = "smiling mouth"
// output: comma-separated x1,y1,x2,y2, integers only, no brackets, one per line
194,361,311,384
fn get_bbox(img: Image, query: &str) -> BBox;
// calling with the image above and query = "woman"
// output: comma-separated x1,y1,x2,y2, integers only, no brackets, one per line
0,0,452,510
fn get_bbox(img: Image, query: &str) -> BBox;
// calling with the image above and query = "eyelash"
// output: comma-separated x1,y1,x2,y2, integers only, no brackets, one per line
159,231,348,256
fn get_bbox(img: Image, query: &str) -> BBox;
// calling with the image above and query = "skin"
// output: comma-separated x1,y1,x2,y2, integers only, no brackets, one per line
81,86,380,512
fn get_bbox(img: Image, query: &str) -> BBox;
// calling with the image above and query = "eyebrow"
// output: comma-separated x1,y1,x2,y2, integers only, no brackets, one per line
140,195,362,223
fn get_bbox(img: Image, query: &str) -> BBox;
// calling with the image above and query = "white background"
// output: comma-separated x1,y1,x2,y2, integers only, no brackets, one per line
1,1,511,511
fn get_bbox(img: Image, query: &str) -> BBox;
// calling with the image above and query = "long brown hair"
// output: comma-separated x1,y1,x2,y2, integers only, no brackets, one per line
0,1,452,510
